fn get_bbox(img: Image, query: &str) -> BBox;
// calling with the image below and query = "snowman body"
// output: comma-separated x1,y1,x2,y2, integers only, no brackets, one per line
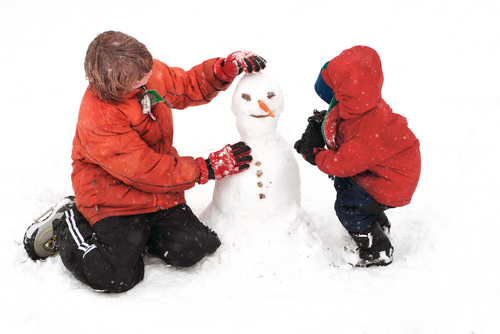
202,73,305,234
206,132,303,232
200,73,328,273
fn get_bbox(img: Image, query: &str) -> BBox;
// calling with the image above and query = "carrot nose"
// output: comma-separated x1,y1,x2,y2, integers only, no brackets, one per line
258,100,276,118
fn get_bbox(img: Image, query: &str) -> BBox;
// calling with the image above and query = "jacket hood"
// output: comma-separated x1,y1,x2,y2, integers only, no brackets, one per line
322,46,384,119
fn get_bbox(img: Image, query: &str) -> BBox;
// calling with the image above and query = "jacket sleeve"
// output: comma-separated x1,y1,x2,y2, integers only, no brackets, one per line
315,136,381,177
152,58,232,110
78,112,201,194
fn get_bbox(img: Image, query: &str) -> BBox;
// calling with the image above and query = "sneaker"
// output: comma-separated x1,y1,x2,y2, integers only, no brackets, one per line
24,196,75,260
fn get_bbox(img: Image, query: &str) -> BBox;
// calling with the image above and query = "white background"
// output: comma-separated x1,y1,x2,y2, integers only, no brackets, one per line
1,0,499,333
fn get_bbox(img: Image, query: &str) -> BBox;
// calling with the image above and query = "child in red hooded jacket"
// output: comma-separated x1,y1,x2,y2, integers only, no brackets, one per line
24,31,267,292
295,46,420,267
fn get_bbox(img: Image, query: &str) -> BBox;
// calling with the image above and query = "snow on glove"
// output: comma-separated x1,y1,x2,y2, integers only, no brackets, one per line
294,110,326,165
214,51,267,82
196,142,252,184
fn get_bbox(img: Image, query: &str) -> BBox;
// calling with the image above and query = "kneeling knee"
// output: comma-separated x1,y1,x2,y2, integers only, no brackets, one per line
166,234,221,267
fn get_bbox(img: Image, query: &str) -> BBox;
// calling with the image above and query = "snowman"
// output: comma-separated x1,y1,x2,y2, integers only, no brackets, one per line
201,73,328,275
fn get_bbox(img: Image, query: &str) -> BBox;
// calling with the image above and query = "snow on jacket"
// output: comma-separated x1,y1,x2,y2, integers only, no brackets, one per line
71,58,232,225
315,46,421,207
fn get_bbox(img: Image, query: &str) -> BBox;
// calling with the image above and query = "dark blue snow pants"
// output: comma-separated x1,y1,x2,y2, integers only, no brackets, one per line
333,176,391,232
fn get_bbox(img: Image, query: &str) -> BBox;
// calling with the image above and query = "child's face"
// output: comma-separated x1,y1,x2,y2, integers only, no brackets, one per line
133,70,153,89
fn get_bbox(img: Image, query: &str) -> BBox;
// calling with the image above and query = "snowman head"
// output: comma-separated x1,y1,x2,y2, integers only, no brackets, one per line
231,72,284,119
231,73,284,139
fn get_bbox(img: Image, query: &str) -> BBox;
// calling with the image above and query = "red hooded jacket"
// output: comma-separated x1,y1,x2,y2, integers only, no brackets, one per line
71,58,232,225
315,46,421,207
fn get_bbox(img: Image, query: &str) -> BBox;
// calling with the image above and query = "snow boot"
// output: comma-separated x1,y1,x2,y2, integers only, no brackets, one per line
24,196,75,260
375,211,391,234
343,221,393,267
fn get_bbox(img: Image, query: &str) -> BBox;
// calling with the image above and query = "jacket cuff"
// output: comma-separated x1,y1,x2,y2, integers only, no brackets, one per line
213,58,233,83
313,147,325,154
196,157,209,185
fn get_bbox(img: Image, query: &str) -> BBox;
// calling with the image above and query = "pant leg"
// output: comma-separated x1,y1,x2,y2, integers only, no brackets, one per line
358,201,392,229
146,204,221,267
58,207,152,293
334,177,378,232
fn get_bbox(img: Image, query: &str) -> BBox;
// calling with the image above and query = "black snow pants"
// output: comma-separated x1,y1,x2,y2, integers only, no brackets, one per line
57,204,220,293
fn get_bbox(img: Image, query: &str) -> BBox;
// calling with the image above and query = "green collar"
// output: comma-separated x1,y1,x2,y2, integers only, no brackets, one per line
321,96,339,148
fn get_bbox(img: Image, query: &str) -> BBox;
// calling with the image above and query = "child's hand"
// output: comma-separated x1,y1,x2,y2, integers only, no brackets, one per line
196,142,253,184
308,109,327,124
214,51,267,82
294,115,325,165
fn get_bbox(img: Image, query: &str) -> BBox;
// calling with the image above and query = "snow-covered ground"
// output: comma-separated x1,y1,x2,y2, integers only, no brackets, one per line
1,0,499,333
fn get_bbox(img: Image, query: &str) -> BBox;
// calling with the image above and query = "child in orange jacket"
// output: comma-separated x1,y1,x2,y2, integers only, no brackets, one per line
24,31,266,292
295,46,420,267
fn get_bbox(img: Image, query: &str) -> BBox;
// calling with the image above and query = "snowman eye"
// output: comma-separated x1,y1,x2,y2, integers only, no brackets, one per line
242,93,251,102
267,92,276,99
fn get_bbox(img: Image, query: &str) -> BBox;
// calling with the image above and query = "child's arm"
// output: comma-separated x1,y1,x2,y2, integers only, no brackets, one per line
314,137,380,177
150,58,231,110
151,51,265,111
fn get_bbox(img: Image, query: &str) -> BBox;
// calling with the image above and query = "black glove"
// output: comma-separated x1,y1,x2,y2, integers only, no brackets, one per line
294,110,326,165
308,109,327,125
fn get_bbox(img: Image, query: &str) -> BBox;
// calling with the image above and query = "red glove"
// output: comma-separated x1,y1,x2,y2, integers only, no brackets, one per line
196,142,252,184
214,51,267,82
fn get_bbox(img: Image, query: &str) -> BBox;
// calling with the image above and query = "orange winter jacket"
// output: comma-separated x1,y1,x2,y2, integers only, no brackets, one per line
71,58,232,225
315,46,421,207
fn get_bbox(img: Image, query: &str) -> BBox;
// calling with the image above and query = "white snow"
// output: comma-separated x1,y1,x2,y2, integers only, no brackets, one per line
1,1,499,333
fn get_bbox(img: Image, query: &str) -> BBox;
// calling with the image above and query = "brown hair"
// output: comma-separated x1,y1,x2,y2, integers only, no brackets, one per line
84,31,153,104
